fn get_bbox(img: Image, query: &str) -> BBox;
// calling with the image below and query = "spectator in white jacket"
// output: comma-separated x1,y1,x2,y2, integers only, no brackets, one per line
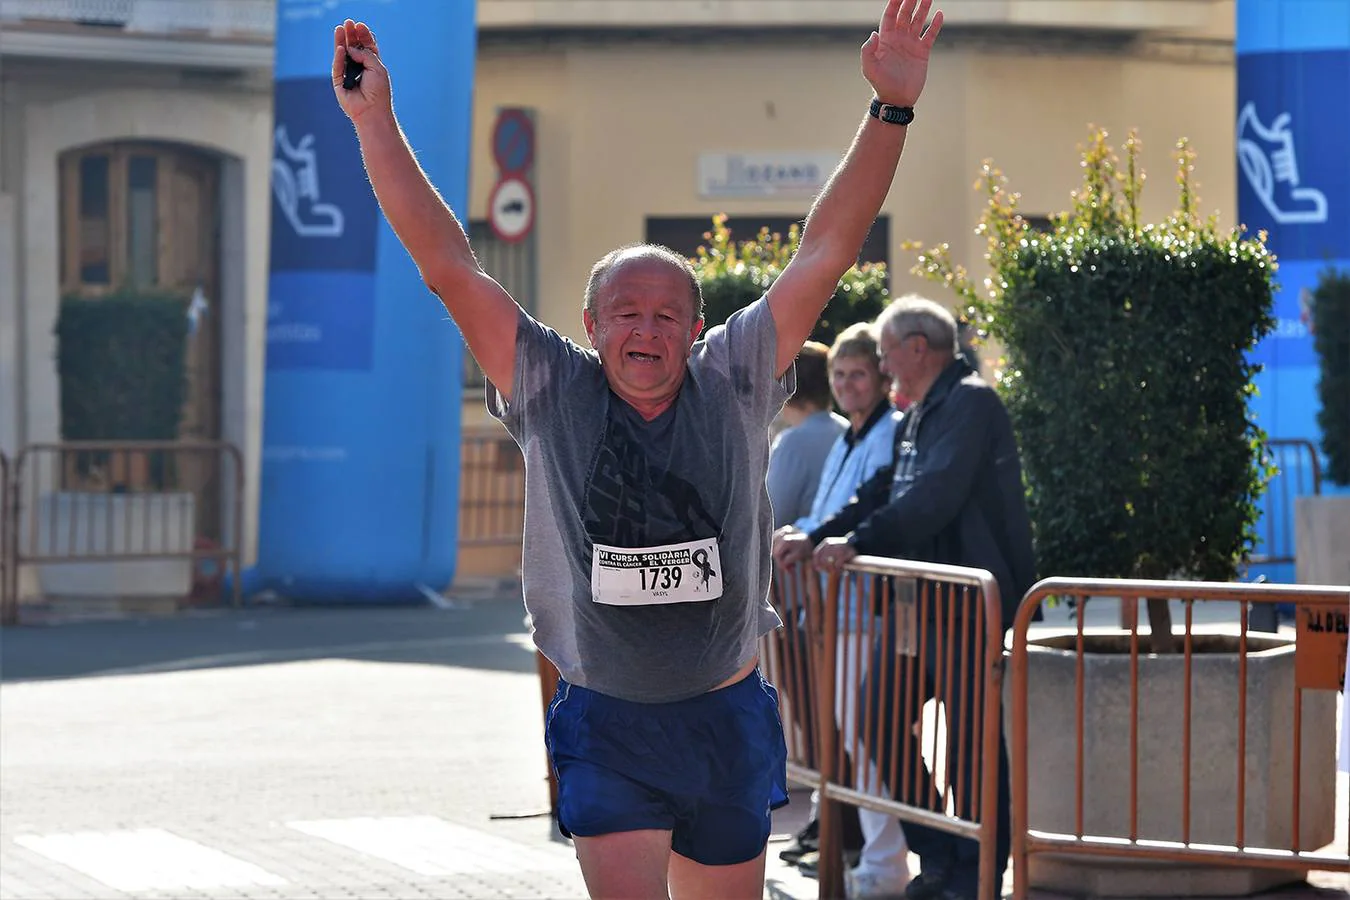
772,321,910,899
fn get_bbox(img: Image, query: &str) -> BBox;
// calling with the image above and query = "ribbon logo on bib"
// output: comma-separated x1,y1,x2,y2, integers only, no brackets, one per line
692,547,717,591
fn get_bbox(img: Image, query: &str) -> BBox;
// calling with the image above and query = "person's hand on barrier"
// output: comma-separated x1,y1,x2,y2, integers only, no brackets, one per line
861,0,943,109
772,530,814,569
332,19,391,124
771,525,800,559
813,537,858,574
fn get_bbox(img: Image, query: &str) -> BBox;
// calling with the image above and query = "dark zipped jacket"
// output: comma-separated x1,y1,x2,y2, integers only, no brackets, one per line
807,356,1038,629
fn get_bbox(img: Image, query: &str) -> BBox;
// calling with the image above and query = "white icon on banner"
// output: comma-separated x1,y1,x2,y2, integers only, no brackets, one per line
1237,102,1329,225
186,286,210,336
272,125,345,238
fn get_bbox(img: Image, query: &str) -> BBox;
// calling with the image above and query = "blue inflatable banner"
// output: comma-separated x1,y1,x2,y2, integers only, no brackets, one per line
255,0,477,600
1237,0,1350,579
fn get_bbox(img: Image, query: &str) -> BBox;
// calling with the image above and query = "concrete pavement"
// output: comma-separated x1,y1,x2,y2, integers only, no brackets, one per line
0,587,1344,899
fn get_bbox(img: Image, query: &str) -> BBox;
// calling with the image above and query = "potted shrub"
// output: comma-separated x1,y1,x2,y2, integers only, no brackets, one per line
1296,267,1350,584
906,129,1337,895
44,290,196,603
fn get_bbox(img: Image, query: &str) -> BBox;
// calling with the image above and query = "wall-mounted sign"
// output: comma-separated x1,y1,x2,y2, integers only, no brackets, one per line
697,152,837,199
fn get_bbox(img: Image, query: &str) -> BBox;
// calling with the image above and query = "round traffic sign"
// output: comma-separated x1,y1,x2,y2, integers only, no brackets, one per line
492,110,534,175
488,176,535,243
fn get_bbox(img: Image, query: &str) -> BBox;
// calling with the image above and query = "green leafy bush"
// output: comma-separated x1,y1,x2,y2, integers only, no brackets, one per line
690,214,890,345
1312,268,1350,486
56,290,189,443
906,128,1276,646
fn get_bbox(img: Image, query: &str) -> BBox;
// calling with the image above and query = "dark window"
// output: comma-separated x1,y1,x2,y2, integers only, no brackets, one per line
1025,215,1053,233
78,155,111,284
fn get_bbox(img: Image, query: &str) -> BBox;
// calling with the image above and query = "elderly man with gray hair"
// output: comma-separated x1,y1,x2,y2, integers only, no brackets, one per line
774,294,1036,900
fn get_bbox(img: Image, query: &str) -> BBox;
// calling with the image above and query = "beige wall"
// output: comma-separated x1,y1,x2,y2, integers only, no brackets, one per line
478,0,1223,33
463,29,1234,428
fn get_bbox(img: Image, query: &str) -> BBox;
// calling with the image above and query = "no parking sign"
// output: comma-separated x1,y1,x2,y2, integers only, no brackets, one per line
489,109,536,244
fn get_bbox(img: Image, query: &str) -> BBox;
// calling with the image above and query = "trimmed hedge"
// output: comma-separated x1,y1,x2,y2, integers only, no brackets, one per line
906,129,1276,596
56,290,189,443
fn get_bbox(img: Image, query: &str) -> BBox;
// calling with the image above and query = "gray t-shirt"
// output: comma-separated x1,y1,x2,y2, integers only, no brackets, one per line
487,297,790,703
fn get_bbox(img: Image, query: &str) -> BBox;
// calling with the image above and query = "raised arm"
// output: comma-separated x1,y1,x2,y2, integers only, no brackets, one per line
765,0,943,376
332,20,521,399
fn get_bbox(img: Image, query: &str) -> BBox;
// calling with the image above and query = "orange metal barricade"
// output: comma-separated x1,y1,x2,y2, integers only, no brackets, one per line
7,441,245,614
458,429,525,547
767,556,1006,900
1009,577,1350,898
761,558,828,789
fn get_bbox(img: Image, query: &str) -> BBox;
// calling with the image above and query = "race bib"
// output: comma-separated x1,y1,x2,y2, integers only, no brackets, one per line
591,537,724,606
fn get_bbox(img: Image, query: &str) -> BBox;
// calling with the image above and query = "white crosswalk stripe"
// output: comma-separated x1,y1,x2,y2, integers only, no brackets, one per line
286,815,578,876
12,828,288,892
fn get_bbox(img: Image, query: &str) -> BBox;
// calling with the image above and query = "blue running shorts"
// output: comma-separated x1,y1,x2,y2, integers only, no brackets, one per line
544,668,790,866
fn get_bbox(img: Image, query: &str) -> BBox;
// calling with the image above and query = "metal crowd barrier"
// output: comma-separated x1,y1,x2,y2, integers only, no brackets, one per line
1009,577,1350,898
5,440,245,618
1253,438,1324,568
766,556,1006,900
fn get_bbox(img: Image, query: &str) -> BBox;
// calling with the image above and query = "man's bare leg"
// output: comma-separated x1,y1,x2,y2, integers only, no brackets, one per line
668,847,767,900
574,829,672,900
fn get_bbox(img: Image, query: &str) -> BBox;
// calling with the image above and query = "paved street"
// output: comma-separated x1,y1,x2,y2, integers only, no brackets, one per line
0,589,1345,900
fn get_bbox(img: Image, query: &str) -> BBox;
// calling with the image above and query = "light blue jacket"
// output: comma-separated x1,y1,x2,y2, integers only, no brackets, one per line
794,407,903,534
792,405,903,624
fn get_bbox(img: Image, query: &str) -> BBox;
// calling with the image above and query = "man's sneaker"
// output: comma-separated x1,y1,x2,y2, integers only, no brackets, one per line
845,867,910,900
903,870,949,900
778,818,819,864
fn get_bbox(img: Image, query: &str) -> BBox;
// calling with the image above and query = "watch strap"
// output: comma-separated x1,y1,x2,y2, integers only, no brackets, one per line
869,97,915,126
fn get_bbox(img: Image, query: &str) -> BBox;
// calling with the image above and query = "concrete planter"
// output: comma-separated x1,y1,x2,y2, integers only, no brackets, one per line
1295,494,1350,585
33,491,196,601
1019,631,1338,897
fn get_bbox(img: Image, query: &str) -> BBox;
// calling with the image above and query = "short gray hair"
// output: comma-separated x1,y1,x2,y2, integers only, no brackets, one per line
583,243,704,320
873,294,958,355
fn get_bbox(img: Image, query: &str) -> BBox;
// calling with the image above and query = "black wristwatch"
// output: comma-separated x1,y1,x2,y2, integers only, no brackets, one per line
869,97,915,126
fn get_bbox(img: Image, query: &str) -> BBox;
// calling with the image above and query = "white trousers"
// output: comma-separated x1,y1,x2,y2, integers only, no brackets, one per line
834,627,910,880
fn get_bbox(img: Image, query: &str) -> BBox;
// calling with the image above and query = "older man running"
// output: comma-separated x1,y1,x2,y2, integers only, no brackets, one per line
332,2,942,895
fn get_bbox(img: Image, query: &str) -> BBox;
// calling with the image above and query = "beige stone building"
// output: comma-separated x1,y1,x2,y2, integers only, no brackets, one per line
0,0,1236,584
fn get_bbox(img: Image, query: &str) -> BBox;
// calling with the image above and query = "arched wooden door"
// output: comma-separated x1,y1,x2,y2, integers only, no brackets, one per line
59,141,223,540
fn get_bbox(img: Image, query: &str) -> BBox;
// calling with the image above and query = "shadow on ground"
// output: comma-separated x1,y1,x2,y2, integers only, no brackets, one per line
0,590,538,683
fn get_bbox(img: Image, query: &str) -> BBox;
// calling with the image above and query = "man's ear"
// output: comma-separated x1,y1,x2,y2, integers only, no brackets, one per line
583,307,598,348
689,318,704,346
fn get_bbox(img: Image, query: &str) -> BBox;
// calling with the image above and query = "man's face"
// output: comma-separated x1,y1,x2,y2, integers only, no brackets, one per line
583,255,704,411
830,352,888,418
877,327,925,400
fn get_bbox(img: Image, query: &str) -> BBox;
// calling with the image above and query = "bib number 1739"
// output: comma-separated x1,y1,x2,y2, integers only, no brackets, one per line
639,566,682,591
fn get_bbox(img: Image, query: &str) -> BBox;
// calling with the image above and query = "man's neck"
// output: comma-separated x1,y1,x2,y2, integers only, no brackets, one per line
912,356,957,406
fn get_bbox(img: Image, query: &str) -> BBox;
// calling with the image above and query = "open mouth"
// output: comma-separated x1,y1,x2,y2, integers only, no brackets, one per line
627,351,660,363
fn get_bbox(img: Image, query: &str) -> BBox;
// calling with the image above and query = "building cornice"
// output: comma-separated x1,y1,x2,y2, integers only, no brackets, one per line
0,29,271,70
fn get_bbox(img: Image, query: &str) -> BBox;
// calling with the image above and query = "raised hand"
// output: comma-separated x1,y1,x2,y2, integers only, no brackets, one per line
861,0,943,108
332,19,392,124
